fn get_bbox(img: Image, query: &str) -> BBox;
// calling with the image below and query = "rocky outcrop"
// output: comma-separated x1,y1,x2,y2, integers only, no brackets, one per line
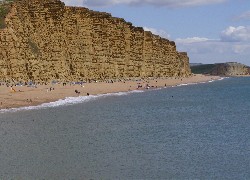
0,0,191,83
210,62,249,76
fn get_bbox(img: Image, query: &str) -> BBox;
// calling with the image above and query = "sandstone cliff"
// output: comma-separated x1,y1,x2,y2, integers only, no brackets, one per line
0,0,191,82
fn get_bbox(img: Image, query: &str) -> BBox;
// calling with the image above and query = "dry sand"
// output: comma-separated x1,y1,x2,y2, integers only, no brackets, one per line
0,74,221,110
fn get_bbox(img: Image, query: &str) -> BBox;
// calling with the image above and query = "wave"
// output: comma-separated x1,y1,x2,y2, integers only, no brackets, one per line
0,77,227,113
176,83,189,86
0,90,144,114
218,77,228,80
172,77,227,87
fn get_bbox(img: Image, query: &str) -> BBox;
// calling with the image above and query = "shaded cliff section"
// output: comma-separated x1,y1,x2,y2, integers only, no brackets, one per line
0,0,191,82
191,62,249,76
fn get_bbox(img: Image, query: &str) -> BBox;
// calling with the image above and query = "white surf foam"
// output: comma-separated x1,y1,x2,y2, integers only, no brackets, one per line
0,90,144,113
176,83,189,87
0,77,227,113
170,77,228,88
218,77,227,80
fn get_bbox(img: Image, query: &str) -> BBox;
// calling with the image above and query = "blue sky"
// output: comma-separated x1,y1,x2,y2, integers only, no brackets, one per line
62,0,250,66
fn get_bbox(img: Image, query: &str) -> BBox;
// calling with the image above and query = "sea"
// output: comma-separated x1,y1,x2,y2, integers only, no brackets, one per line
0,77,250,179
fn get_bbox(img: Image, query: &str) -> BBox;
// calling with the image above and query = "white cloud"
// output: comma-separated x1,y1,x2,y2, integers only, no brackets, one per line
61,0,226,7
143,27,170,38
232,44,250,54
62,0,84,6
221,26,250,42
176,33,250,65
177,39,250,54
235,11,250,21
176,37,211,44
177,39,250,65
177,40,219,54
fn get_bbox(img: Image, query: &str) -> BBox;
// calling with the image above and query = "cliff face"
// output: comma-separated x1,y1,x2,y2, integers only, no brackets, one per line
0,0,191,82
210,62,249,76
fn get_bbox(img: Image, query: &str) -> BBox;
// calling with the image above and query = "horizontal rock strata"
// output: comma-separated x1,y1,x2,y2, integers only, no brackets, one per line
0,0,191,82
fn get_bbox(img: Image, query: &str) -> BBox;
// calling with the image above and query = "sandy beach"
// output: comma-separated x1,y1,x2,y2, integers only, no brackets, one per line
0,74,221,110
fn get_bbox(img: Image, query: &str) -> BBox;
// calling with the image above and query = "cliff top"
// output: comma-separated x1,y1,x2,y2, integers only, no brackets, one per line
0,0,15,4
0,0,191,82
1,0,175,43
0,0,15,28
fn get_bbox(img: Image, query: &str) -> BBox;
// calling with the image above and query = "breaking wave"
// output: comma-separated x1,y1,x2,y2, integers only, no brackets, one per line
0,77,227,113
0,90,144,113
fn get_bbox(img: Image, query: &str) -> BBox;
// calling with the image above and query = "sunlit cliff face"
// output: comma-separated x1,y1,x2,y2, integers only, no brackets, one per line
0,0,190,82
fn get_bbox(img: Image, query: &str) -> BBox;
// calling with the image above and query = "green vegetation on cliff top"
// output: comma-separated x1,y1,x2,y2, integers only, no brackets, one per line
190,64,216,74
0,0,15,29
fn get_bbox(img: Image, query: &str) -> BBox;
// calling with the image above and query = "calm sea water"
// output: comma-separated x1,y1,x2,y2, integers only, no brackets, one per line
0,77,250,179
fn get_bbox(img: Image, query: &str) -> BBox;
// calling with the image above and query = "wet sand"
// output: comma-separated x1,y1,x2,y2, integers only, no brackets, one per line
0,74,221,110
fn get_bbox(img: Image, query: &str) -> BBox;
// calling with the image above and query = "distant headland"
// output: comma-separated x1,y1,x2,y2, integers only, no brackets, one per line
190,62,250,76
0,0,191,83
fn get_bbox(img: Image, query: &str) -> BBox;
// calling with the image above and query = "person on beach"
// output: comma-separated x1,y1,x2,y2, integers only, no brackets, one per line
26,99,32,103
75,90,80,95
10,87,16,93
49,87,54,91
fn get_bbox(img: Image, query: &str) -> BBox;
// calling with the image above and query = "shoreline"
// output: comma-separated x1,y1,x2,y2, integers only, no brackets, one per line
0,74,222,111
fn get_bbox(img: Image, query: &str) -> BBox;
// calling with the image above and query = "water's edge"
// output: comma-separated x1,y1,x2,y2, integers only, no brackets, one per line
0,77,226,114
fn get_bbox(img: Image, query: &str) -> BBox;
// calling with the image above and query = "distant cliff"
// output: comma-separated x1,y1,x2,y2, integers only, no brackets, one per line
191,62,249,76
210,62,249,76
0,0,191,83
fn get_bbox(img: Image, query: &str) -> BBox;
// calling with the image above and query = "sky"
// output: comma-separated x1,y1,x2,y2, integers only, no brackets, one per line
61,0,250,66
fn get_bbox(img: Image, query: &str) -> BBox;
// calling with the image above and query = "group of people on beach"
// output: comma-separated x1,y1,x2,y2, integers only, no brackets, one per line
46,87,55,92
136,81,158,90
